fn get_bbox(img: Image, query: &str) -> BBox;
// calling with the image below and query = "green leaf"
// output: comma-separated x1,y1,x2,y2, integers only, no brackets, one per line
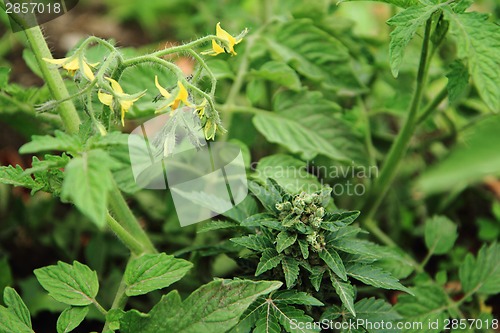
319,247,347,281
424,216,458,255
387,3,446,77
120,279,282,333
124,253,193,296
309,267,325,292
34,261,99,306
256,249,282,276
198,220,241,233
273,291,324,306
444,10,500,111
253,90,359,162
22,154,71,176
321,211,360,231
395,285,448,333
273,303,319,333
354,297,402,326
0,288,34,333
276,231,297,253
446,60,469,104
56,306,89,333
416,115,500,195
231,235,273,252
3,288,31,328
250,61,301,91
281,257,300,289
0,67,10,88
346,264,412,294
19,131,82,154
338,0,418,9
297,239,309,259
252,154,321,194
0,165,41,190
459,242,500,295
61,150,115,228
329,273,356,316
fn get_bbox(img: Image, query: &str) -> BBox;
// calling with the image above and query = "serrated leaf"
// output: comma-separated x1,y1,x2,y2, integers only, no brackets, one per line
424,216,458,255
56,306,89,333
321,211,360,231
387,3,446,77
223,196,259,223
0,288,34,333
319,247,347,281
446,60,469,104
61,150,115,228
309,267,325,292
354,298,402,333
273,291,323,306
19,130,82,154
281,257,300,289
0,165,41,191
329,273,356,316
459,242,500,295
3,287,31,328
255,311,281,333
256,249,282,276
250,61,301,91
240,213,279,228
124,253,193,296
395,285,448,333
253,91,351,162
120,279,282,333
273,303,319,333
231,235,273,252
276,231,298,253
444,10,500,111
338,0,418,9
347,264,412,294
34,261,99,306
198,220,241,233
297,239,309,259
22,154,71,176
249,181,281,214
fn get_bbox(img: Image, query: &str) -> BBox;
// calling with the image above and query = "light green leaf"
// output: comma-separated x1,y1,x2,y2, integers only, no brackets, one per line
34,261,99,306
354,297,402,327
459,242,500,295
0,165,41,190
338,0,418,9
22,154,71,176
446,60,469,104
19,130,82,154
56,306,89,333
281,257,300,289
253,90,362,162
205,59,235,80
61,150,115,228
329,273,356,316
252,154,321,194
416,115,500,195
424,216,458,255
256,249,282,276
250,61,301,91
319,247,347,281
0,288,34,333
120,279,282,333
395,285,448,333
444,10,500,111
124,253,193,296
0,67,10,88
231,235,273,252
273,291,324,306
276,231,297,253
346,264,412,294
387,3,446,77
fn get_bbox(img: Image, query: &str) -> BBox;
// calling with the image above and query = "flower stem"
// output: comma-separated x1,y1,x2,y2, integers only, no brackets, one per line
106,213,144,255
361,18,433,225
23,26,81,134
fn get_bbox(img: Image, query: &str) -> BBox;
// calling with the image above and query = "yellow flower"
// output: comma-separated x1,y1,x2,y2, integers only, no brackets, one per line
202,22,244,56
43,54,98,81
98,78,146,126
195,98,208,118
204,119,217,140
154,76,192,113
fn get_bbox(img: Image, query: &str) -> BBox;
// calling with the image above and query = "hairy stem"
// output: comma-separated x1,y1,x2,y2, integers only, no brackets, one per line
106,213,144,255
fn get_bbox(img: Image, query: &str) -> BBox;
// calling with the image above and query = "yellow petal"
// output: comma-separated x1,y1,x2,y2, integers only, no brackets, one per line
105,77,124,94
155,75,171,98
216,22,236,46
98,91,113,106
62,57,80,71
43,57,69,65
177,81,191,105
211,40,225,55
81,61,95,81
120,99,134,111
121,107,126,127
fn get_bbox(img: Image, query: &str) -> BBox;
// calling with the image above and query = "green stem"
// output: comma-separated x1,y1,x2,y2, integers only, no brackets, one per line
417,87,448,124
101,262,130,332
92,299,108,316
23,26,81,134
361,18,433,225
108,184,157,253
106,213,144,255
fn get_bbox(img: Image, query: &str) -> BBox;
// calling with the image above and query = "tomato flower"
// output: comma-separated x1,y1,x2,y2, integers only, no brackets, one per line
98,78,145,126
43,54,98,81
202,22,244,56
154,76,192,113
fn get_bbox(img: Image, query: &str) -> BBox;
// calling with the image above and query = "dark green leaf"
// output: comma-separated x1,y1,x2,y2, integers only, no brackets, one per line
256,249,282,276
346,264,412,293
281,257,300,289
459,242,500,295
276,231,297,253
319,247,347,281
329,272,356,316
231,235,273,252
